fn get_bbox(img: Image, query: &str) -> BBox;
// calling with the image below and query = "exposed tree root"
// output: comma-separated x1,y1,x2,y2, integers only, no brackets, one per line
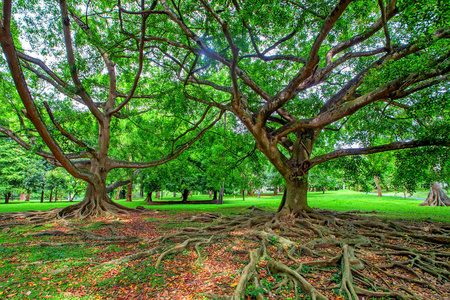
2,207,449,299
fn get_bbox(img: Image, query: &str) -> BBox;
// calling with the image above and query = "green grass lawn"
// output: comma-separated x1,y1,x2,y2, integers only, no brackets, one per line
1,190,449,222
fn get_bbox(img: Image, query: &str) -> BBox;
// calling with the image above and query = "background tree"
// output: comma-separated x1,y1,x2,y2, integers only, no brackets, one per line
393,147,450,206
0,139,28,203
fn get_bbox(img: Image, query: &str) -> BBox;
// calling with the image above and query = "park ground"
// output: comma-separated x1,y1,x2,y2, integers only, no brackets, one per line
0,190,449,299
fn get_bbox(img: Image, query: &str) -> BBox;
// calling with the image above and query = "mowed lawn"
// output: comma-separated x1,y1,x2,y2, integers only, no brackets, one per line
1,190,449,223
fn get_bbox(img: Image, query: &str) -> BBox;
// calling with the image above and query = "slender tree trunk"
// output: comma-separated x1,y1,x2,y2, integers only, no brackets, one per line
173,192,176,197
155,191,160,199
49,188,53,202
182,189,189,202
420,182,450,206
217,182,224,205
145,192,153,203
71,191,79,202
26,189,31,201
126,181,133,202
212,191,218,201
54,189,58,202
5,192,11,204
273,186,278,195
374,176,382,197
242,190,245,201
257,189,261,199
114,187,121,200
40,187,45,203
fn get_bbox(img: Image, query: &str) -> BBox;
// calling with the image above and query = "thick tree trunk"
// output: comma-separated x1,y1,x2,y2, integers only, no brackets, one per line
126,181,133,202
278,176,312,214
145,192,153,203
212,191,218,201
273,186,278,195
26,189,31,201
374,176,382,197
420,182,450,206
182,189,189,202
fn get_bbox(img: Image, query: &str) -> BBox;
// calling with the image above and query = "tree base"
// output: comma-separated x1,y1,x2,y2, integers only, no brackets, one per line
420,182,450,206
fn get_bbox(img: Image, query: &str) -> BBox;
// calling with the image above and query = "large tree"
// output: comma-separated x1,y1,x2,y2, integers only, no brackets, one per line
90,0,449,214
0,0,222,218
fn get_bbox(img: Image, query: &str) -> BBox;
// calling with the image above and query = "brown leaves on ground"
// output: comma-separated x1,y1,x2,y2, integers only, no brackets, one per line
0,209,449,299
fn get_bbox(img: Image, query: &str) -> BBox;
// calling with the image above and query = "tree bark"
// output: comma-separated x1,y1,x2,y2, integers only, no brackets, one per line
420,182,450,206
5,192,11,204
155,191,160,199
279,176,312,214
126,181,133,202
54,189,58,202
273,186,278,195
145,192,153,203
242,190,245,201
217,182,224,205
374,176,382,197
26,189,31,201
58,182,134,219
212,191,218,201
40,187,45,203
49,188,53,202
114,187,121,200
182,189,189,202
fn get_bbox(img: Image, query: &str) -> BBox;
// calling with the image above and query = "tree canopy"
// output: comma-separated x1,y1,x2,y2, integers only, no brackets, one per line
0,0,449,216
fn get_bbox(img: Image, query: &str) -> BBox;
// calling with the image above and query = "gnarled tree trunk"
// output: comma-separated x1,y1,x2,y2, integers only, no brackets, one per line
278,176,312,214
420,182,450,207
58,182,134,219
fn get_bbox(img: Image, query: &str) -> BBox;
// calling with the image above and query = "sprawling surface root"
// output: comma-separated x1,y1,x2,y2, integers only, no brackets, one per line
0,197,136,222
2,207,449,299
139,208,449,299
